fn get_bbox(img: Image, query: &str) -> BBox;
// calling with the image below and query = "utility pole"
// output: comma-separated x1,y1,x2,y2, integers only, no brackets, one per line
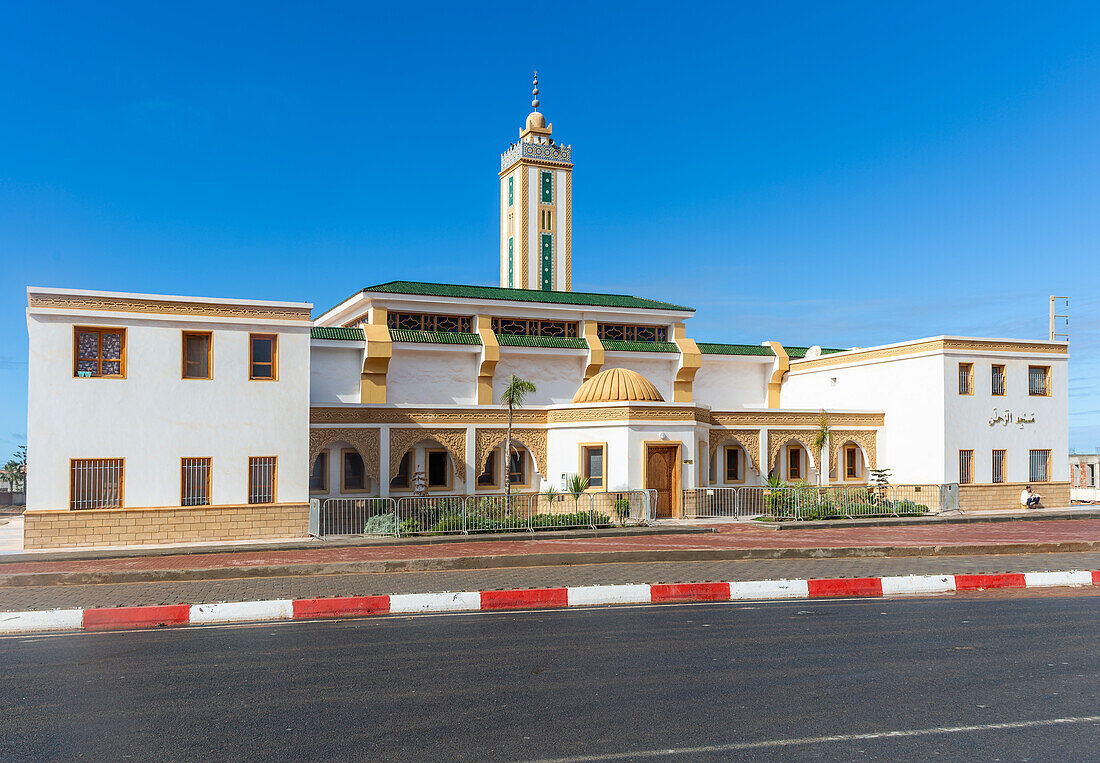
1049,296,1068,342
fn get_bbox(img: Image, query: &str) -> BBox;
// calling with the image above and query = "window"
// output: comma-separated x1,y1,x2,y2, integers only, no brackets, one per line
508,448,527,486
309,452,328,493
581,444,605,489
74,327,126,378
342,449,366,492
540,208,554,231
1028,366,1050,396
182,332,212,379
390,452,411,490
491,318,579,338
991,364,1006,396
1029,450,1050,482
249,334,277,380
1089,464,1098,488
724,446,741,482
477,450,498,488
992,449,1006,484
959,450,974,484
426,449,449,489
596,324,669,343
387,312,473,333
70,458,123,510
248,456,277,503
844,446,861,481
958,363,973,395
787,446,802,481
708,447,716,485
181,457,211,506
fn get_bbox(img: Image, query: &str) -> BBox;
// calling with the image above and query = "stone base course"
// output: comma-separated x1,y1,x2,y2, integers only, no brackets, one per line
959,481,1070,512
22,503,308,550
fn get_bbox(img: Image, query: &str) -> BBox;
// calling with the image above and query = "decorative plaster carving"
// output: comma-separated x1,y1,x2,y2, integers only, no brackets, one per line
830,430,878,472
308,428,381,483
27,292,311,322
708,429,761,472
767,430,821,472
389,428,467,478
474,428,548,477
709,410,884,428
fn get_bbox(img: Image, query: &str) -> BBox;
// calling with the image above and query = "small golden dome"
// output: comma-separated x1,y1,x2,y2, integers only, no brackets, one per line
572,368,664,404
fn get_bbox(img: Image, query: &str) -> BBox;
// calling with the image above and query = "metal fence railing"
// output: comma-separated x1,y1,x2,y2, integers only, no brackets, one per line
311,490,654,538
680,484,960,521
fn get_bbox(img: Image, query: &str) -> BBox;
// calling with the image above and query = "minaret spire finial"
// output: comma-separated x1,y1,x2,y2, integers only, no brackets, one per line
531,70,539,111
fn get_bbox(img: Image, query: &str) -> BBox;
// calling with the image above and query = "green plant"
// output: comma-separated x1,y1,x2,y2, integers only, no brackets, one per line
613,496,632,525
566,473,589,508
811,412,830,486
499,375,537,496
363,512,397,535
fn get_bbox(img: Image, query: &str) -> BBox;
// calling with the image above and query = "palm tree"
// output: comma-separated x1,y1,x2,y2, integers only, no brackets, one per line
500,375,536,496
811,411,831,487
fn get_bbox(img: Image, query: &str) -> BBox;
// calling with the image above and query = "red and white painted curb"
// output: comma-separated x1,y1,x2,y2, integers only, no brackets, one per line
2,570,1097,635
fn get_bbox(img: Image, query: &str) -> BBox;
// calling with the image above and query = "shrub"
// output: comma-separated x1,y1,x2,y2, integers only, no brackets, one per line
363,512,397,535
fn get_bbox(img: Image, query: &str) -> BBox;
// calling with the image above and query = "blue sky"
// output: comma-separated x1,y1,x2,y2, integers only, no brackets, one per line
2,1,1099,456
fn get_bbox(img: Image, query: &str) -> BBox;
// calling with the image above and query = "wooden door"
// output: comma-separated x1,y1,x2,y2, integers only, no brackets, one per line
645,445,680,518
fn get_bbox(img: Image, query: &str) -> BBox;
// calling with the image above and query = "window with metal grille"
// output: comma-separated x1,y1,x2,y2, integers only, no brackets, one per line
70,459,123,510
74,327,125,378
959,450,973,484
991,364,1006,396
958,363,973,395
992,450,1006,484
1028,450,1050,482
181,457,211,506
1028,366,1050,396
386,313,472,333
596,324,669,343
248,457,277,504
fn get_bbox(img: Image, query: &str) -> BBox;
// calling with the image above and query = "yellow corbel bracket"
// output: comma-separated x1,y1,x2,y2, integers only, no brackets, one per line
765,341,789,409
672,323,701,403
476,315,499,405
582,320,604,381
360,307,392,404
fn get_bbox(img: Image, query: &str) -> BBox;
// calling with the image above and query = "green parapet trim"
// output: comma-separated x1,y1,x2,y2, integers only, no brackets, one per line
496,335,588,349
600,339,680,353
785,346,847,358
696,342,848,357
388,329,482,345
311,326,365,341
351,281,693,312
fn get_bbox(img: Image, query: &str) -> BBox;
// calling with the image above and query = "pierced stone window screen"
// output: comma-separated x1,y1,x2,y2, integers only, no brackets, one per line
71,459,123,510
1028,450,1050,482
248,457,277,504
992,449,1006,484
1028,366,1050,396
181,457,211,506
959,450,974,485
958,363,972,395
596,324,669,343
386,313,473,333
491,318,578,338
310,452,328,492
992,365,1006,396
75,328,125,378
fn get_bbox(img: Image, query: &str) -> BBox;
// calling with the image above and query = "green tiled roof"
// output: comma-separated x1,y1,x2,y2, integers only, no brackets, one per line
356,281,693,312
697,342,774,356
311,326,364,341
389,329,481,345
785,346,847,358
600,339,680,353
496,335,588,349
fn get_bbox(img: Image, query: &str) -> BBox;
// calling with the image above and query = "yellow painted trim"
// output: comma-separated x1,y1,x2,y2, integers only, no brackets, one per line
765,341,788,409
791,338,1068,372
360,306,391,404
476,314,499,405
582,320,604,381
672,322,701,403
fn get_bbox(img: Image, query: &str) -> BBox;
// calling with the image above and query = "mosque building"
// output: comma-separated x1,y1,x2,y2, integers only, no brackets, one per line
23,77,1069,548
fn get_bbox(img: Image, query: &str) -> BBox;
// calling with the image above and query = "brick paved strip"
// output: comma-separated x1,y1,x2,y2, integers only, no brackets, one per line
2,568,1096,635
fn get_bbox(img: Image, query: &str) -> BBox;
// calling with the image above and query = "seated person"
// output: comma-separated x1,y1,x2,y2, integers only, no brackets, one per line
1020,485,1041,508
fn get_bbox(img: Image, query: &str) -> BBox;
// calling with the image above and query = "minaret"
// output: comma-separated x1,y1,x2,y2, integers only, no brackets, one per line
500,72,573,291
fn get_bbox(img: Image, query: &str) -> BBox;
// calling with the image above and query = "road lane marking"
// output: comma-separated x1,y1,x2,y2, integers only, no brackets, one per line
529,715,1100,761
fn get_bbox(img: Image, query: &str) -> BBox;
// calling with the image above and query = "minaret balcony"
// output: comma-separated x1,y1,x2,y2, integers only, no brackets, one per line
500,142,573,172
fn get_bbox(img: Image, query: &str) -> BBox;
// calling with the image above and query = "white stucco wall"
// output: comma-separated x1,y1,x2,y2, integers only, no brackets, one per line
27,310,311,511
601,355,677,402
493,350,586,404
310,342,363,403
693,356,772,409
386,346,479,405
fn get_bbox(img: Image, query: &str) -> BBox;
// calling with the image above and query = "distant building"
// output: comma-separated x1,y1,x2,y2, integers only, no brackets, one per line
22,78,1071,549
1070,453,1099,502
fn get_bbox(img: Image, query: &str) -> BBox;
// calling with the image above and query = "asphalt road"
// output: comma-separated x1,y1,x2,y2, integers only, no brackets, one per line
1,595,1097,761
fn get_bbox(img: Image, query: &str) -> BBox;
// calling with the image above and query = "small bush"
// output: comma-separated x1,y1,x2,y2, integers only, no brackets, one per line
363,512,397,535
